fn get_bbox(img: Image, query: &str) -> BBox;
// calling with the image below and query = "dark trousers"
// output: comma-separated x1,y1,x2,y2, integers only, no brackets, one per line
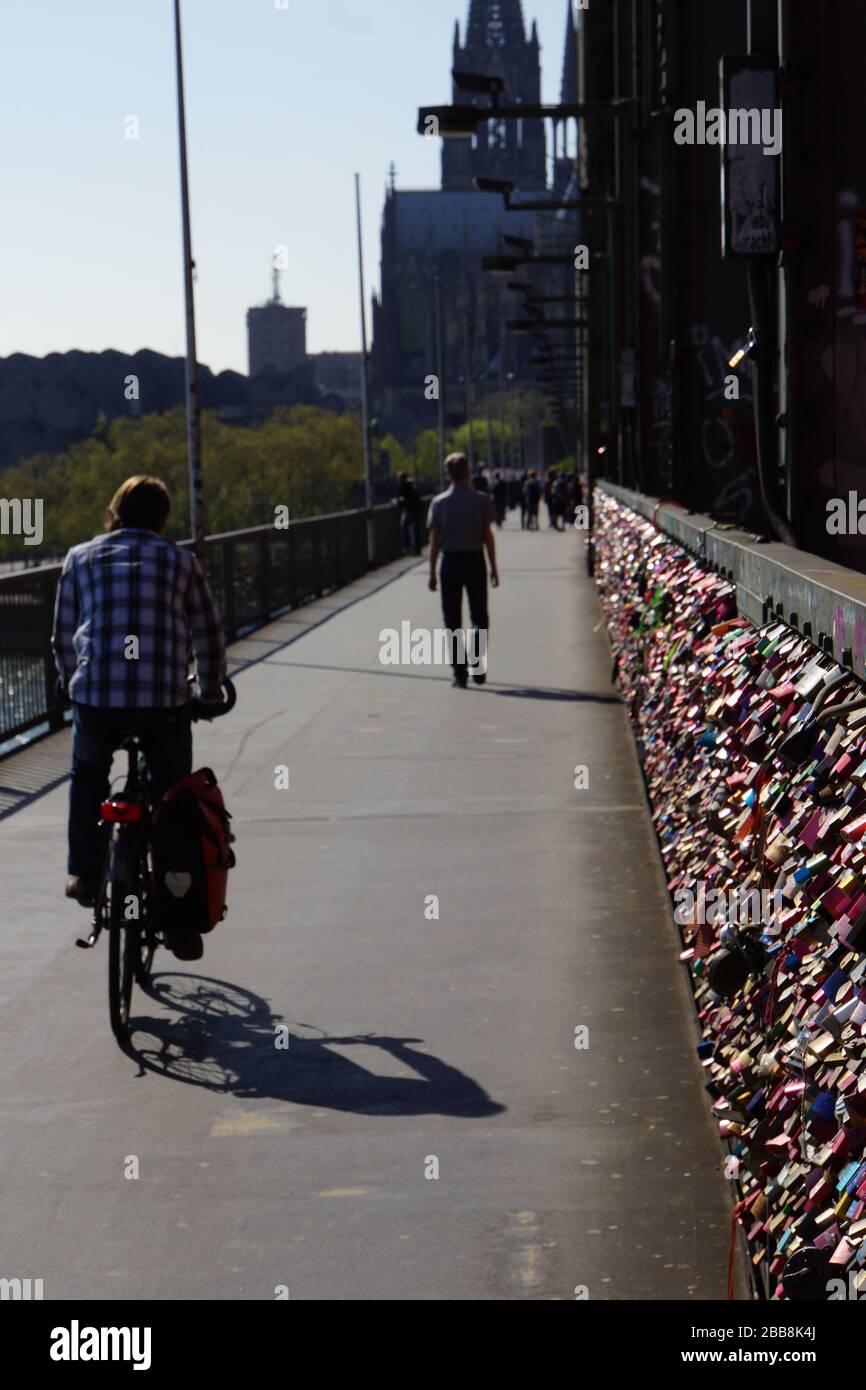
440,551,489,681
401,509,422,555
69,704,193,890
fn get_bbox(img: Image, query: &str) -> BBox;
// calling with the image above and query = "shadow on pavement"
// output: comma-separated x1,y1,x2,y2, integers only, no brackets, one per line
488,685,620,704
267,658,621,704
126,971,504,1120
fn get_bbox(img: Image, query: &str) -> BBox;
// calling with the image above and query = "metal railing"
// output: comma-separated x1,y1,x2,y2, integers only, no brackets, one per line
0,501,414,745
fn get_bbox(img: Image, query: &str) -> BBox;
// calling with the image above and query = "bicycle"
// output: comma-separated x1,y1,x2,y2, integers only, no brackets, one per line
75,679,237,1043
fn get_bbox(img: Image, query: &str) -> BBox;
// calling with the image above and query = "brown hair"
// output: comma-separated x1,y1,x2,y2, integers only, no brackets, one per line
106,476,171,533
445,452,470,482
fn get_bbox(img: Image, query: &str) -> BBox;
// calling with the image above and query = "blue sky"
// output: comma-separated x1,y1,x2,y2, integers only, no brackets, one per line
0,0,576,373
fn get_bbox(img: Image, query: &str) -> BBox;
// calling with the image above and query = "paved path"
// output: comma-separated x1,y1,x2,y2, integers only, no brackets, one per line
0,527,741,1300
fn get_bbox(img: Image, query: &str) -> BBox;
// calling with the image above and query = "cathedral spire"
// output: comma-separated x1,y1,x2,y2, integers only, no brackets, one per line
444,1,545,192
465,0,527,50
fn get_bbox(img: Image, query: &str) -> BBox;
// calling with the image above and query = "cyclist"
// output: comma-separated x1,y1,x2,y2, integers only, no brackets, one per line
52,475,227,961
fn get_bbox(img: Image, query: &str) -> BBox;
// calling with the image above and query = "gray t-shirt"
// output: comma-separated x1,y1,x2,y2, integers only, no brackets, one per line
427,485,493,553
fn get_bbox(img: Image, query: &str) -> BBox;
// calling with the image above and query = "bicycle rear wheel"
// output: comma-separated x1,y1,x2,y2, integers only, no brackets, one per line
107,833,137,1043
134,841,157,983
136,921,156,984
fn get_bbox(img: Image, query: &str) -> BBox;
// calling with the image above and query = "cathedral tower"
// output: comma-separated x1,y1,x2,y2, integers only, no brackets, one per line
442,0,546,192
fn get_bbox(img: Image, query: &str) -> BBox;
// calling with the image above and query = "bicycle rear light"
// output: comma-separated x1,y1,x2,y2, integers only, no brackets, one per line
100,799,143,823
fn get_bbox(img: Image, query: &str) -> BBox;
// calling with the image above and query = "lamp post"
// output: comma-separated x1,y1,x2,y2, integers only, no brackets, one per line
173,0,204,562
462,317,475,471
354,172,375,564
433,270,447,491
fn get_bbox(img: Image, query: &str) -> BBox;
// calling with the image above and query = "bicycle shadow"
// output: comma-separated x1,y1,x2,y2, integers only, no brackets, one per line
125,971,504,1120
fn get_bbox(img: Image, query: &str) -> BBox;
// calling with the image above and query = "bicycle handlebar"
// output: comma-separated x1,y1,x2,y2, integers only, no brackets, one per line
189,676,237,722
54,674,237,720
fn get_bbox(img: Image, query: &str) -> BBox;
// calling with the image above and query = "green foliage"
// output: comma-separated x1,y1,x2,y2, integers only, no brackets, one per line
0,406,366,558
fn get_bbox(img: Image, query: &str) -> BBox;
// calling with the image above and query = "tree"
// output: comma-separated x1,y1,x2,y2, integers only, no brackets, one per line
0,406,369,560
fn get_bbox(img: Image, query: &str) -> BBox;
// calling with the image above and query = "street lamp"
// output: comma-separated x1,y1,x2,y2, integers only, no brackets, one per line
417,97,636,138
173,0,204,561
451,70,506,99
433,271,447,490
354,173,375,563
419,105,484,139
481,254,520,277
475,175,582,213
461,316,475,471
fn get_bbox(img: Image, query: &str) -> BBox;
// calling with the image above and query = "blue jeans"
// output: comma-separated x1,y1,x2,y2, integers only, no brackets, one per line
69,704,193,892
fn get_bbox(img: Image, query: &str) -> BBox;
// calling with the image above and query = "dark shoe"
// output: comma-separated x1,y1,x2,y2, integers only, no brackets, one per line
164,931,204,961
451,675,468,689
65,876,95,909
471,673,487,685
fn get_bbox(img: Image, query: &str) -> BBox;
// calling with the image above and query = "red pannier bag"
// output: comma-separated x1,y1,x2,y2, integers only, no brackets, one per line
151,768,235,935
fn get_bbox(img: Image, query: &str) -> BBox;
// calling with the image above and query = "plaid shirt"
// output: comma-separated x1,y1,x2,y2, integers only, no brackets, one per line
52,528,227,709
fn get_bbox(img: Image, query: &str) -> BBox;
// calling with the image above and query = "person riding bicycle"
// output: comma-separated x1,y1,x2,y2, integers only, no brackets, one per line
52,475,227,960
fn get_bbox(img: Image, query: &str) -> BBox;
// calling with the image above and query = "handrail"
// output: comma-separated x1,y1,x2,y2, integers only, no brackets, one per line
0,503,404,589
0,498,422,748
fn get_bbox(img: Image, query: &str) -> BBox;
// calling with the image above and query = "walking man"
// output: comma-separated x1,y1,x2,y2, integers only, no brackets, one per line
427,453,499,688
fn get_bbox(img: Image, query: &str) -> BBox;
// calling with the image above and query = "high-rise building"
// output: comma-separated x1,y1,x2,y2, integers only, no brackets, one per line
247,267,307,378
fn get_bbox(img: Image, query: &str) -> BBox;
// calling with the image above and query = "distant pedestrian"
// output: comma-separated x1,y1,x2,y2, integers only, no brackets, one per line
428,453,500,689
395,471,423,556
544,470,558,529
472,470,490,494
551,473,568,531
523,470,541,531
492,471,508,528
